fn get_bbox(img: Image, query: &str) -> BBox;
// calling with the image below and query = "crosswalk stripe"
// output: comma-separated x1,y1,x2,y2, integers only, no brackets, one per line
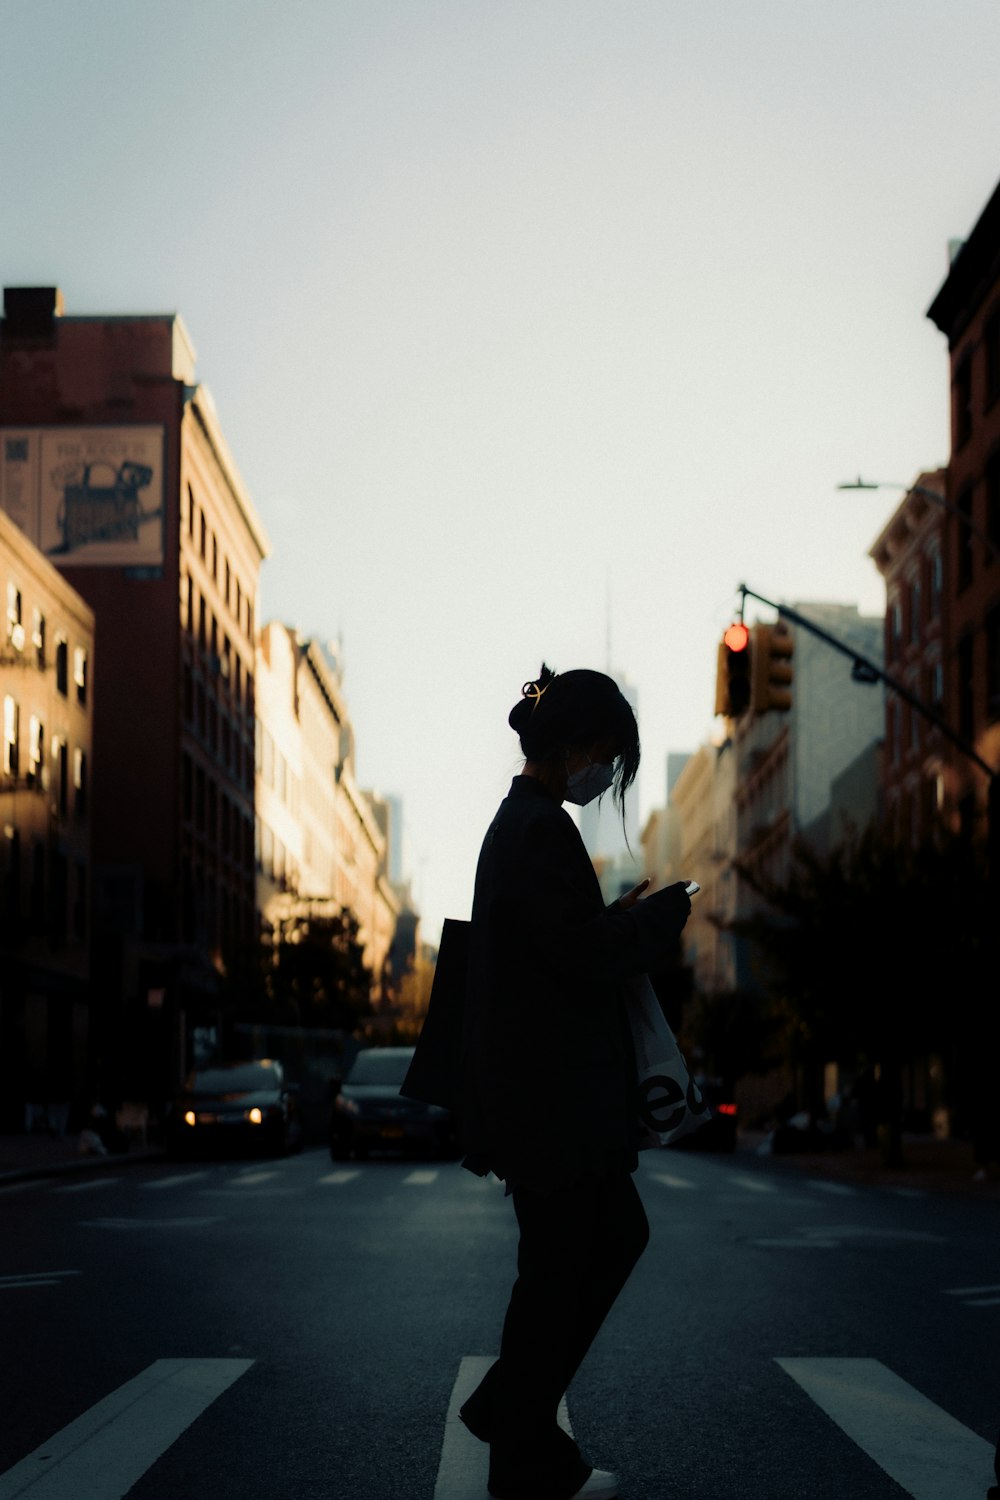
52,1178,117,1194
434,1356,571,1500
0,1357,253,1499
776,1357,995,1499
727,1174,777,1193
0,1272,80,1290
944,1283,1000,1296
318,1170,361,1185
404,1170,439,1185
806,1179,857,1195
231,1171,279,1185
649,1172,695,1189
140,1172,210,1190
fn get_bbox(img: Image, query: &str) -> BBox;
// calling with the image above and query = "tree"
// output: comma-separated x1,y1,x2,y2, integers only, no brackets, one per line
265,907,373,1034
727,823,990,1163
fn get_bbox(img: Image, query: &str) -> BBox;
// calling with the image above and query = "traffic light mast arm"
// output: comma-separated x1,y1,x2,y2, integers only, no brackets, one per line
737,583,996,782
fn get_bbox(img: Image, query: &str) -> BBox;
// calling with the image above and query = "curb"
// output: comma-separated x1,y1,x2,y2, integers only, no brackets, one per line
0,1147,167,1186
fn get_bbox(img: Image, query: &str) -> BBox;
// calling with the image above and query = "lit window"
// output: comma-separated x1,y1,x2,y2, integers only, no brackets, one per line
3,696,18,775
74,647,88,706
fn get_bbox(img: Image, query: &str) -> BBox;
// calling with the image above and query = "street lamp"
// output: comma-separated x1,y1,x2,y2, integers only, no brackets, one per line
837,475,1000,566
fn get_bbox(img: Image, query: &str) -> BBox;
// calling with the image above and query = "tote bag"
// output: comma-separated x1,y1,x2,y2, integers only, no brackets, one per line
625,974,711,1148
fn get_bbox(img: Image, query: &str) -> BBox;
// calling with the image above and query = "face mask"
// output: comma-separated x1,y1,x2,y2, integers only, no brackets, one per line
563,760,615,807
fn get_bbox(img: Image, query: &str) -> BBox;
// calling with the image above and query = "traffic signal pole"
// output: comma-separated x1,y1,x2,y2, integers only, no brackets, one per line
738,583,996,782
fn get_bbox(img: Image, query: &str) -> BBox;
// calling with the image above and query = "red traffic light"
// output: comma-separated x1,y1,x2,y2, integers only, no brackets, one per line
723,622,750,652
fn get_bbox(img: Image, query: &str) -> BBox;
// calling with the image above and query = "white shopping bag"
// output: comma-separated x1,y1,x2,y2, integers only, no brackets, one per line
625,974,712,1149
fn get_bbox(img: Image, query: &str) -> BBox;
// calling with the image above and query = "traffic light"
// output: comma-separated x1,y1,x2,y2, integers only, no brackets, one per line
751,621,794,712
714,621,752,718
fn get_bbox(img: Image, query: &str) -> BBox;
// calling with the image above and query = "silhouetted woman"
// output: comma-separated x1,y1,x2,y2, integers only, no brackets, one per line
457,664,692,1500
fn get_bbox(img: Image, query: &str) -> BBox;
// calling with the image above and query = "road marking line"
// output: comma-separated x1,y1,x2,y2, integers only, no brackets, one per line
944,1284,1000,1296
966,1298,1000,1307
404,1170,439,1185
231,1171,278,1185
0,1272,81,1289
434,1356,571,1500
80,1217,222,1230
0,1357,253,1499
650,1172,696,1189
775,1357,994,1499
0,1272,80,1283
52,1178,118,1194
317,1170,361,1185
140,1172,210,1190
806,1179,857,1195
727,1174,777,1192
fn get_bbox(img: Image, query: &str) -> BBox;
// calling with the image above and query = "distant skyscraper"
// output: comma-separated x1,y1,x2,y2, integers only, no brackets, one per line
578,672,639,861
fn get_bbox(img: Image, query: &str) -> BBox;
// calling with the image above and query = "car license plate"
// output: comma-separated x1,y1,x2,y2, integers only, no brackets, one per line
381,1126,405,1140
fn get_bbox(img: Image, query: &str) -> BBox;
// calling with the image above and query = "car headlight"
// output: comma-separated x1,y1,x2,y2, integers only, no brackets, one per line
335,1097,360,1116
183,1110,196,1127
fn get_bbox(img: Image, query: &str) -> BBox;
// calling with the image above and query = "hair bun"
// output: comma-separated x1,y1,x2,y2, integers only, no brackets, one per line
508,662,557,732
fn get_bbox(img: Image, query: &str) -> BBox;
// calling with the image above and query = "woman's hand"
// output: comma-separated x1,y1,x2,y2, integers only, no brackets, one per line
617,878,650,910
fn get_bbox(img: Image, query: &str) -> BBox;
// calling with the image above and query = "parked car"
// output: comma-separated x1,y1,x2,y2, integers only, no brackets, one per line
165,1058,304,1159
329,1046,456,1161
669,1077,739,1153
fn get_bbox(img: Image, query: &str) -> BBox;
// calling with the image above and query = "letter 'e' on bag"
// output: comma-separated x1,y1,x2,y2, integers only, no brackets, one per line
625,975,712,1148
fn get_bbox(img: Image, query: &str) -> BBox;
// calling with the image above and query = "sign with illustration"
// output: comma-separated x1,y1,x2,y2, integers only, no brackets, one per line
0,426,165,566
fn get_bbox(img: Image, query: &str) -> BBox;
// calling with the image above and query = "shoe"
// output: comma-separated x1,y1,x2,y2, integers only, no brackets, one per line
570,1471,620,1499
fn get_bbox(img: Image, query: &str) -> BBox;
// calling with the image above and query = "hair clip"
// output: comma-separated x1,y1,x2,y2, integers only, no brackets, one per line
522,680,549,710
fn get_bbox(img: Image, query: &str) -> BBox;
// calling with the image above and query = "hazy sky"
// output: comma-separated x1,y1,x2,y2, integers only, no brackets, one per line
3,1,1000,944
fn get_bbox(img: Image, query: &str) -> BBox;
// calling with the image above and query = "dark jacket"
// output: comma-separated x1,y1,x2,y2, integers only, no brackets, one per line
458,775,691,1194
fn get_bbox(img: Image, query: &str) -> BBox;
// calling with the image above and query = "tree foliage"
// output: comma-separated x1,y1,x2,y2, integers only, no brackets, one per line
262,908,373,1032
729,824,991,1077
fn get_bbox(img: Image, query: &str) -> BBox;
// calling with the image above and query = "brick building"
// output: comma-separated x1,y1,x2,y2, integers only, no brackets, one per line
0,506,94,1127
0,286,270,1108
926,181,1000,861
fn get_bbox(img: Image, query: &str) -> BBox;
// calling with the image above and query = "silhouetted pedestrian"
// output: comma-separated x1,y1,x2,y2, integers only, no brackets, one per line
457,664,692,1500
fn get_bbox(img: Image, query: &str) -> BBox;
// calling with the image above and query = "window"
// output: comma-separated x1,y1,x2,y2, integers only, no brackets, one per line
73,747,87,820
55,737,69,817
3,696,18,775
31,608,45,668
28,716,43,784
6,581,22,646
958,632,975,742
200,508,207,560
931,660,944,711
987,603,1000,722
987,452,1000,557
187,484,196,538
985,308,1000,405
55,636,68,695
957,485,975,592
955,355,973,447
927,544,943,618
908,578,921,644
889,700,902,765
74,647,88,706
180,571,191,631
889,596,903,660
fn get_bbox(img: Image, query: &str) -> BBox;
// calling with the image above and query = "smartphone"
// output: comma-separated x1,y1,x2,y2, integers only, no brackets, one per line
684,880,701,896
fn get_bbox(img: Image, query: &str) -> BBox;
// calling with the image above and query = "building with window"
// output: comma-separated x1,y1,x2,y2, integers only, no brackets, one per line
254,623,400,1002
0,286,270,1107
0,506,94,1128
869,470,948,846
927,180,1000,858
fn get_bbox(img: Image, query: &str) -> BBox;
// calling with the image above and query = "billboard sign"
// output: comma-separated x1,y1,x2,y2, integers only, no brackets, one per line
0,426,165,567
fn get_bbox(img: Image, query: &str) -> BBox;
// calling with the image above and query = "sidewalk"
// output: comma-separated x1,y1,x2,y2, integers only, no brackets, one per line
0,1129,165,1185
736,1129,1000,1201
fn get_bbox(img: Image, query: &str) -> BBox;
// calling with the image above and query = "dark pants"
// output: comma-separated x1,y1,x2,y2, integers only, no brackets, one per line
463,1169,649,1500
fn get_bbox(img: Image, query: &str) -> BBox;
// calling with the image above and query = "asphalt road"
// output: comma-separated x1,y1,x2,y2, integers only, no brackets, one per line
2,1144,998,1499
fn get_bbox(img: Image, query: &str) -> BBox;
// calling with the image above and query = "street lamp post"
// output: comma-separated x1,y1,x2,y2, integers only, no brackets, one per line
837,475,1000,566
